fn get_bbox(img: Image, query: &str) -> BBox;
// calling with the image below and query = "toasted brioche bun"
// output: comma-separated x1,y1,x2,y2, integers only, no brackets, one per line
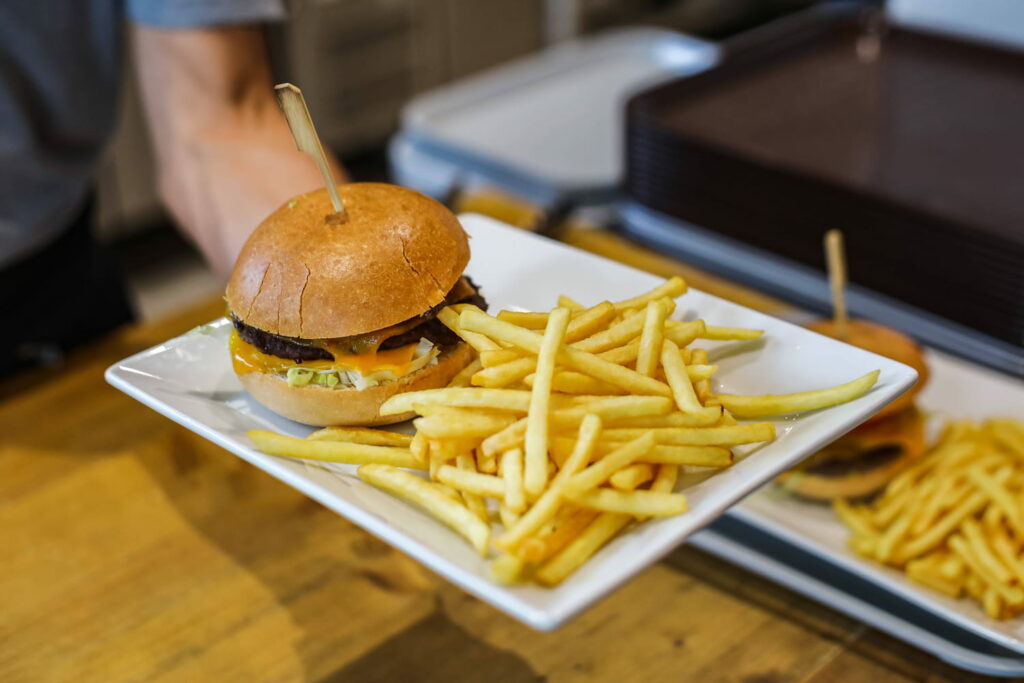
239,342,474,427
777,407,926,500
807,319,928,421
226,183,470,339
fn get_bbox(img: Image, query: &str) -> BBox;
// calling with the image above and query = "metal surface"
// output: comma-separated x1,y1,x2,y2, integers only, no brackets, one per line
618,202,1024,377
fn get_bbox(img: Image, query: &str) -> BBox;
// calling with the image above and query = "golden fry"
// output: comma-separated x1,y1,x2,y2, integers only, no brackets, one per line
565,302,617,343
609,463,655,491
531,371,625,395
491,553,525,585
455,453,489,523
410,432,428,466
518,506,601,564
448,357,483,387
525,307,572,497
472,357,537,388
358,464,490,555
414,408,516,439
601,423,775,446
248,430,423,469
700,325,763,341
572,307,651,353
381,388,532,415
479,349,522,368
636,299,670,377
605,409,722,429
502,448,526,514
833,499,876,538
566,488,688,517
612,276,686,311
967,467,1024,537
437,306,501,353
906,558,963,598
558,294,585,311
664,320,706,348
563,433,656,496
535,512,631,585
307,426,413,447
550,438,732,468
718,370,879,418
497,415,603,552
661,338,704,415
437,464,505,499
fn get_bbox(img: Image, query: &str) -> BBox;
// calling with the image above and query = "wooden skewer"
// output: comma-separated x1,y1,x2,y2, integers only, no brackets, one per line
824,229,849,341
274,83,345,222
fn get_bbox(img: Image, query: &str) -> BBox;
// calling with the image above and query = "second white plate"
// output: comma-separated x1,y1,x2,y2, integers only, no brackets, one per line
732,350,1024,652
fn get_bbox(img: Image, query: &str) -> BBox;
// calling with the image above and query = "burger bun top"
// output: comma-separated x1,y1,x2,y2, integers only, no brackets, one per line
226,183,470,339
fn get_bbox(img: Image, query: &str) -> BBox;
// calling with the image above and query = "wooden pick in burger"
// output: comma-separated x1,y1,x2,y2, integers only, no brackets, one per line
824,228,848,342
274,83,346,224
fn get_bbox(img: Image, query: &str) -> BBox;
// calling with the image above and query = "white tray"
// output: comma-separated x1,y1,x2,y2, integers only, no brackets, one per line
106,214,915,630
394,28,718,203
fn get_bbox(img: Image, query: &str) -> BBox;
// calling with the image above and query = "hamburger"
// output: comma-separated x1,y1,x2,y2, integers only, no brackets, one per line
225,183,483,426
777,319,929,500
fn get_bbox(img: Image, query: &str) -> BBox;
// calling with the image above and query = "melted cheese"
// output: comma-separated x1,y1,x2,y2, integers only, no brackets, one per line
229,331,417,378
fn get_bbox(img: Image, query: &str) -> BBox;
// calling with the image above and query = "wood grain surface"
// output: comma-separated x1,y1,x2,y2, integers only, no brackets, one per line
0,232,992,682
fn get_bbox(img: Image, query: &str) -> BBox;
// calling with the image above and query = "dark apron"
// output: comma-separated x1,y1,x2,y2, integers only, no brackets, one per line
0,197,135,378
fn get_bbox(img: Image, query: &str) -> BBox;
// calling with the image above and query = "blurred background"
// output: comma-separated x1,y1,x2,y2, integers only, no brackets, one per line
5,3,1024,675
97,0,1021,375
98,0,816,319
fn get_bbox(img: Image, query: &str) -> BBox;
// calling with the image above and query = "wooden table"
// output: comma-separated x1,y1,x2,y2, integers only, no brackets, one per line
0,231,991,682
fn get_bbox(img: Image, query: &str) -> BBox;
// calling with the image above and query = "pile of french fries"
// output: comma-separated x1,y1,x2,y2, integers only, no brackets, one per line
249,276,879,586
834,418,1024,619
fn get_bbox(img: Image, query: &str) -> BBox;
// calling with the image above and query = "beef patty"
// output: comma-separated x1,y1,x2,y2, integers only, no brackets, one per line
232,276,487,363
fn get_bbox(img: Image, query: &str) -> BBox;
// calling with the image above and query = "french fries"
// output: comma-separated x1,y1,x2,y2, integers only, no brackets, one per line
636,300,670,377
437,464,506,499
437,306,500,353
459,309,672,398
834,418,1024,619
718,370,879,418
700,325,763,341
248,430,424,469
609,463,655,491
535,513,631,586
414,407,516,439
612,276,686,311
565,488,688,517
525,308,571,496
308,426,413,447
381,388,533,415
497,415,603,552
246,275,879,588
661,338,705,415
359,464,490,555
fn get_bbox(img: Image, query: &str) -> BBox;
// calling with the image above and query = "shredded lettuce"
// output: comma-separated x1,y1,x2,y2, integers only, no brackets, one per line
286,368,313,387
281,338,441,390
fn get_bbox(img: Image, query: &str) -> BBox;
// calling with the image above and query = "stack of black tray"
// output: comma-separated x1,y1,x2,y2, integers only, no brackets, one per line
622,5,1023,372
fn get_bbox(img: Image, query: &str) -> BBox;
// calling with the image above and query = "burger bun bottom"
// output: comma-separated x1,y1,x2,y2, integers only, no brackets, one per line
776,407,926,501
239,342,474,427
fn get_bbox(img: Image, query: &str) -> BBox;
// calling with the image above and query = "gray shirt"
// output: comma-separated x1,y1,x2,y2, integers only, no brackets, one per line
0,1,285,268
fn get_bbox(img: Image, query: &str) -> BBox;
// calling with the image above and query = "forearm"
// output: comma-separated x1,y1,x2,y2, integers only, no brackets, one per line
132,25,345,277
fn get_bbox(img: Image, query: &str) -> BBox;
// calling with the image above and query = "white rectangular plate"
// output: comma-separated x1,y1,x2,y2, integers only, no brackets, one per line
730,349,1024,652
106,214,916,630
